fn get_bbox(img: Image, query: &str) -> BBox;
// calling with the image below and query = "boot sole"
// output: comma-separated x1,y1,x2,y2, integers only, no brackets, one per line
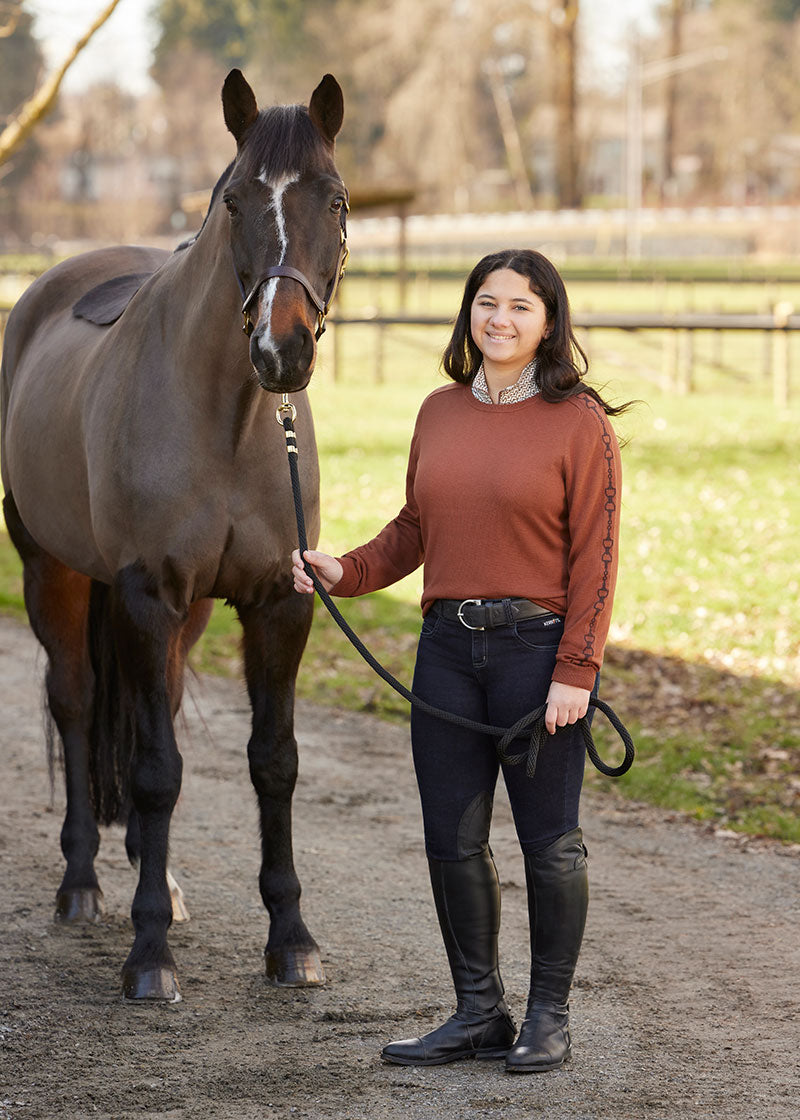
381,1047,510,1067
505,1053,571,1074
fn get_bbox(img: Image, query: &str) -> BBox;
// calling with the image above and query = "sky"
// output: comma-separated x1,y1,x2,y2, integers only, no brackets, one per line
25,0,662,96
26,0,160,95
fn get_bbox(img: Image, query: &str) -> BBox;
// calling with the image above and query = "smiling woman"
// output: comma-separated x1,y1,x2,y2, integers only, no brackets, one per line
468,269,550,401
292,247,634,1075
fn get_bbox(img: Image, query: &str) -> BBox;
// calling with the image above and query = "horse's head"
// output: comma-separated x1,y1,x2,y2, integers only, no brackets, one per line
221,70,348,393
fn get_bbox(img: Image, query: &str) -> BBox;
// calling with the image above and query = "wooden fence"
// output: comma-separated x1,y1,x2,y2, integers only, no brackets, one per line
2,306,796,405
327,308,798,405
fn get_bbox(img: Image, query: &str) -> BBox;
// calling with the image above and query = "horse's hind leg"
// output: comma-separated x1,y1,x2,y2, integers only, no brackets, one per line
2,493,102,923
238,587,325,987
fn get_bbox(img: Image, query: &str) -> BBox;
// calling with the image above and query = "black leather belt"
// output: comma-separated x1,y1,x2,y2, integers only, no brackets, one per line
432,598,559,631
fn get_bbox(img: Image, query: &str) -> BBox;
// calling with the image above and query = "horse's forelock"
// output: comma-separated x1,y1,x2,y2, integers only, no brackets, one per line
237,105,332,184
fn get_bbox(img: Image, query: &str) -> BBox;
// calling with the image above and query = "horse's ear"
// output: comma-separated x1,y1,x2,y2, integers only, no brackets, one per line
222,69,259,145
308,74,344,144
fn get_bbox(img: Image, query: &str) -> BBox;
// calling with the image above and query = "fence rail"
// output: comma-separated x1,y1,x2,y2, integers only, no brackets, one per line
327,309,797,403
1,307,795,404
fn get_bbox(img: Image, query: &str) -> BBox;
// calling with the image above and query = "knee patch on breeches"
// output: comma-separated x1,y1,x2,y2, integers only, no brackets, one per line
455,790,494,859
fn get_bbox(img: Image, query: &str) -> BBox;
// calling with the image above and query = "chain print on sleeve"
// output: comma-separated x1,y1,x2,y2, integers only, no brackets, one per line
580,397,618,665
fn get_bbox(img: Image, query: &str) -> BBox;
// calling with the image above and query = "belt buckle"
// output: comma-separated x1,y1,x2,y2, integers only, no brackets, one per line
457,599,485,631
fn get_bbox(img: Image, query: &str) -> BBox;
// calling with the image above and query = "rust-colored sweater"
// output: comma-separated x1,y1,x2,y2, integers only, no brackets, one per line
333,383,622,690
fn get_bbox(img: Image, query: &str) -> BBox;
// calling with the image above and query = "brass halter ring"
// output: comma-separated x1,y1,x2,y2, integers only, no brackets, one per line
275,394,297,425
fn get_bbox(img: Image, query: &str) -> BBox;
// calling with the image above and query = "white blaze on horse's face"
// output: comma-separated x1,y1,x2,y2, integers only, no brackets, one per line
254,170,299,362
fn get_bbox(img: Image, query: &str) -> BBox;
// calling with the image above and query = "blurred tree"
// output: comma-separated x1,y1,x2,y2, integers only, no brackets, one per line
151,0,327,86
656,0,800,204
150,0,341,199
0,1,43,183
0,0,122,167
550,0,582,208
151,0,256,78
661,0,685,199
766,0,800,18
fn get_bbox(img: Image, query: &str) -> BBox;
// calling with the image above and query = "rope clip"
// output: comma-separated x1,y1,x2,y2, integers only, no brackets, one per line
276,393,297,425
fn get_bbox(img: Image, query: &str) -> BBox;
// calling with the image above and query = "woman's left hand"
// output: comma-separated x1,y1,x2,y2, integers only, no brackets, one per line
545,682,591,735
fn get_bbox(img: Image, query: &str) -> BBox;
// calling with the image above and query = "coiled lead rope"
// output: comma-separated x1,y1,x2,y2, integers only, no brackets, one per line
279,403,634,779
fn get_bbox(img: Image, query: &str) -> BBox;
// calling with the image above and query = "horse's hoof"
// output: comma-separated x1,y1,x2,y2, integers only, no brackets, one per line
55,887,105,924
122,967,182,1002
265,946,326,987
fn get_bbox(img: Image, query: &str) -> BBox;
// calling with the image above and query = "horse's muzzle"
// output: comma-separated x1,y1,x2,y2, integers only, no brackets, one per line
250,325,315,393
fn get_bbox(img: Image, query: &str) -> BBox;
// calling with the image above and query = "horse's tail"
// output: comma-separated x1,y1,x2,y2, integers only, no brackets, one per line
87,579,133,826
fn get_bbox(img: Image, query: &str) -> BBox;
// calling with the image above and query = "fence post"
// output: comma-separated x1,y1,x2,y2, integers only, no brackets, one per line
677,329,694,394
711,307,723,369
772,302,793,407
663,326,679,391
331,320,340,383
375,321,385,383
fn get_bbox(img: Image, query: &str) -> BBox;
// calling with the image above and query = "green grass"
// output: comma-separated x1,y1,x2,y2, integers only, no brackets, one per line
2,269,799,842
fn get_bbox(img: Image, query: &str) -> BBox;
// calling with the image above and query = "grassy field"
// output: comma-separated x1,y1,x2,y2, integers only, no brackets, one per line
1,269,799,842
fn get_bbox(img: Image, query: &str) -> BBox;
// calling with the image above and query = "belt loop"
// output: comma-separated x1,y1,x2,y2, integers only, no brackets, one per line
502,598,515,624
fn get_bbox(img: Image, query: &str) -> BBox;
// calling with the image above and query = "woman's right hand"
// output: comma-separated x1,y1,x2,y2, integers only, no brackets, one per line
291,549,343,595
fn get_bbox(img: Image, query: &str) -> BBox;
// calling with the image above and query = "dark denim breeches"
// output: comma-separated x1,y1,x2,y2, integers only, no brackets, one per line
410,608,593,861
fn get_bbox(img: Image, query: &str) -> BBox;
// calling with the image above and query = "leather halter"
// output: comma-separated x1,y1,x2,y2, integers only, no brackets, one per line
239,195,350,341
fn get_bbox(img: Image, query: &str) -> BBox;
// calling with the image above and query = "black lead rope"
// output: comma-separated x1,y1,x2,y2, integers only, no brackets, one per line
279,406,634,780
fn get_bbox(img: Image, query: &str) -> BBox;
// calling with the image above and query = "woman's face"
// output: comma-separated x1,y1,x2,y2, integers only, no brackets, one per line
469,268,549,381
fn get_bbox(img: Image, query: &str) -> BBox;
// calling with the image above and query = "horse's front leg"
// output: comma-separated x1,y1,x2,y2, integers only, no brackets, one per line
237,587,324,987
112,564,184,1001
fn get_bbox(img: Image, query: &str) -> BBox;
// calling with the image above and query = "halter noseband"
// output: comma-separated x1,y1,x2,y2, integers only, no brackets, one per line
239,195,350,341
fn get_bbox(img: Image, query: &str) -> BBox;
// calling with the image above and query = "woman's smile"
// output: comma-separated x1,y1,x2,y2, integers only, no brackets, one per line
470,268,550,398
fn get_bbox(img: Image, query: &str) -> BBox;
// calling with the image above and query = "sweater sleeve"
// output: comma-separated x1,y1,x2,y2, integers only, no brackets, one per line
553,400,622,690
331,420,424,597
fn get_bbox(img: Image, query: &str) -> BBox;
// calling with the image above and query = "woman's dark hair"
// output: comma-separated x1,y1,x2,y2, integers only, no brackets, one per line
442,248,630,416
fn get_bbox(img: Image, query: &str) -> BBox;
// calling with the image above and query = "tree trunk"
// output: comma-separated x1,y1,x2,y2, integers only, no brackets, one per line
662,0,684,200
551,0,582,209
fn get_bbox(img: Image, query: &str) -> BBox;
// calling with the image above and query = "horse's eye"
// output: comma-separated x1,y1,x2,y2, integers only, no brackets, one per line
223,196,238,217
330,196,344,215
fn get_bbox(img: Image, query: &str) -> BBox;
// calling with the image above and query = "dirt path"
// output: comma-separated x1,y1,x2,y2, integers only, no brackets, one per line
1,615,798,1120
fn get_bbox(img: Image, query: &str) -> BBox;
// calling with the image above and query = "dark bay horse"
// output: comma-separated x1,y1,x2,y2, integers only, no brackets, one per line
0,70,349,1001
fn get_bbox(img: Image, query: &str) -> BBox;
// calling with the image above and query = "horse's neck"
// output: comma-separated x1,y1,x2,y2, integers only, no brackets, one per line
150,217,267,444
163,216,249,376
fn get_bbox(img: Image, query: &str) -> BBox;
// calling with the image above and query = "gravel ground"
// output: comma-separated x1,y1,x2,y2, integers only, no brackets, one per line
1,615,798,1120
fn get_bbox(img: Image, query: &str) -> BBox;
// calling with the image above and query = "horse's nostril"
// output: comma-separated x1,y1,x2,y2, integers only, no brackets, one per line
256,327,313,371
251,326,316,392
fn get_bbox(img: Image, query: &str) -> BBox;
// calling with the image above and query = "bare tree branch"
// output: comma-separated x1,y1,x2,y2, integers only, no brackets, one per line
0,0,123,165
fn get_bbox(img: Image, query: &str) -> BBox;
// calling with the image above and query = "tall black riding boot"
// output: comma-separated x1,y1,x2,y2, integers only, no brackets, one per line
381,849,516,1066
505,827,588,1073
